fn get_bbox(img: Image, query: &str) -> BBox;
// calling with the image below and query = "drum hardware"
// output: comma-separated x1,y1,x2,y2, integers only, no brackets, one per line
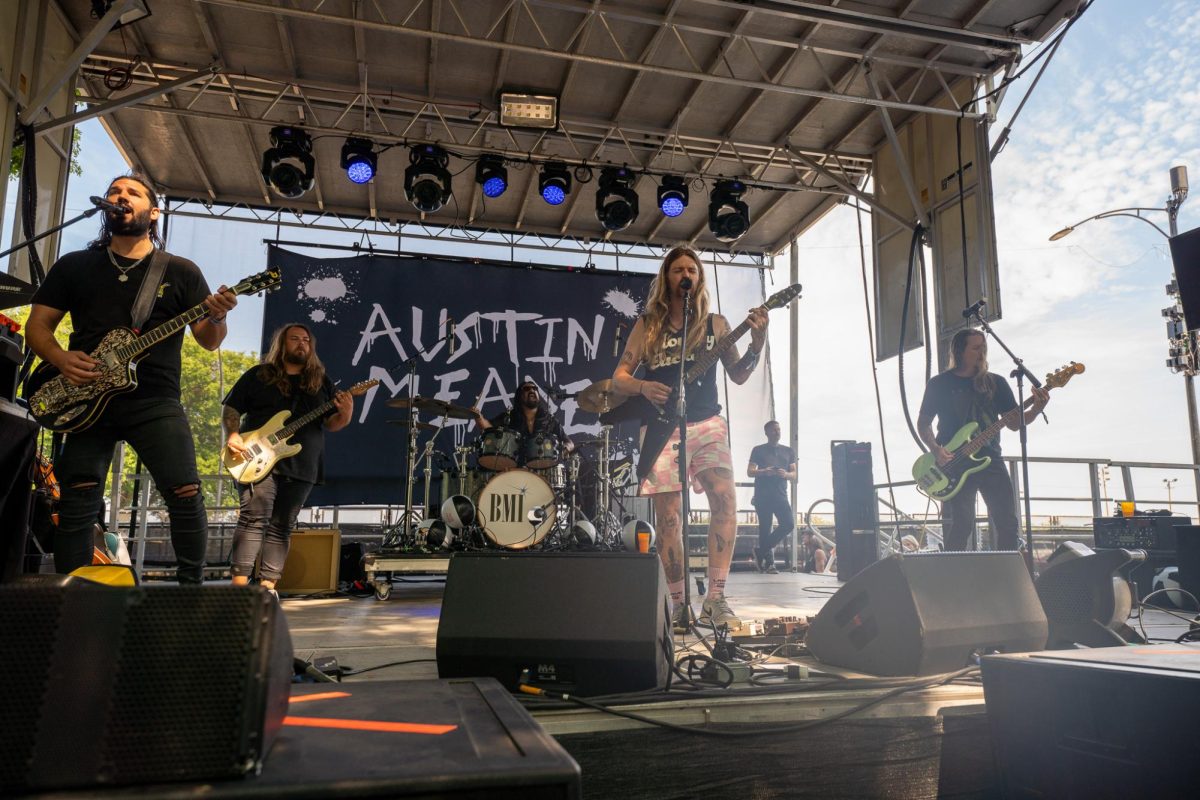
575,379,631,415
386,395,477,419
385,419,438,431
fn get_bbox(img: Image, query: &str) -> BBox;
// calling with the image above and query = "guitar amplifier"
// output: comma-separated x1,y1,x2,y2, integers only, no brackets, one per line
1092,515,1190,552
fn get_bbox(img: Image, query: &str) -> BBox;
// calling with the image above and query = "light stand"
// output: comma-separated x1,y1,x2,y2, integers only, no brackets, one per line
970,308,1041,571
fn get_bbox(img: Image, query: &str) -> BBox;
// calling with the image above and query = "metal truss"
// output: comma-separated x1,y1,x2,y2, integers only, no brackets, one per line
191,0,998,120
163,196,769,269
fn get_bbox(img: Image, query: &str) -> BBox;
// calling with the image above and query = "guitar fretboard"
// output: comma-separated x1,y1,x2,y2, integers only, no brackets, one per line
272,399,338,443
113,303,212,363
684,317,752,385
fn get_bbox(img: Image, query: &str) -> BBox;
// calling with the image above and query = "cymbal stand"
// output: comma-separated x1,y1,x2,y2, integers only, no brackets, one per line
420,418,450,518
392,333,451,538
455,446,472,495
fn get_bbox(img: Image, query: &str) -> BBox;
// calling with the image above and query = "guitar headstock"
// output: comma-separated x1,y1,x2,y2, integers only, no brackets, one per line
232,268,283,297
1044,361,1085,390
347,379,381,397
764,283,803,310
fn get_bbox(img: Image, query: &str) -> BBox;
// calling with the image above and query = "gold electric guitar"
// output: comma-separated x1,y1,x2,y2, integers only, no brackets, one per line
912,362,1084,502
221,379,377,484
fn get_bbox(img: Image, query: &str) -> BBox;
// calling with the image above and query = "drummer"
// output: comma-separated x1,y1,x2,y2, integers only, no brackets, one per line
473,381,574,460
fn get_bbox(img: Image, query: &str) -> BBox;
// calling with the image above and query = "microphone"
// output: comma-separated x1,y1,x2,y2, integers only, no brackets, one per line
90,196,129,215
446,317,456,356
548,389,573,400
962,298,987,319
612,322,624,358
679,276,693,294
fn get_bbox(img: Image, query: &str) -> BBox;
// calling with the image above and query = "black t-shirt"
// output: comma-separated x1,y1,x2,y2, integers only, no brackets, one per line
641,315,721,422
749,442,795,498
223,365,336,483
31,248,210,401
918,371,1018,457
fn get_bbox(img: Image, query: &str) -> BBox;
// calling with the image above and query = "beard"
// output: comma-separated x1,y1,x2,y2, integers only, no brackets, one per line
283,350,307,367
521,394,540,410
107,208,154,239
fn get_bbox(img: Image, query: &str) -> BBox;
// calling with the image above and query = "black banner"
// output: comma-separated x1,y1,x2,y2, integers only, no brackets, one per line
262,246,651,506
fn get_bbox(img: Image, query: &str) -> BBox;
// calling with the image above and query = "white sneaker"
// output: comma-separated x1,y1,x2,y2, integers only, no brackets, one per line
699,595,741,629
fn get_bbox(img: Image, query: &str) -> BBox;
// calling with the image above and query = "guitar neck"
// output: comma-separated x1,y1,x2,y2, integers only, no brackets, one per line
958,393,1041,457
684,317,750,384
119,302,212,361
275,398,336,441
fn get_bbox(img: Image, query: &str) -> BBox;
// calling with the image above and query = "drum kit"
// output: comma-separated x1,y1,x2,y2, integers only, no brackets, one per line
380,379,635,553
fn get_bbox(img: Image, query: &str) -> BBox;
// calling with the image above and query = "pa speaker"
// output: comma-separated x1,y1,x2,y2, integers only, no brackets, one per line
806,552,1048,676
436,552,670,696
277,528,341,595
0,581,293,793
1170,225,1200,331
831,440,879,581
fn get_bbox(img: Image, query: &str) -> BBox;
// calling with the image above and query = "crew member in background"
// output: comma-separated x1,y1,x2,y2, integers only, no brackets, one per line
26,173,238,582
613,245,768,632
222,323,353,595
917,328,1049,551
748,420,796,574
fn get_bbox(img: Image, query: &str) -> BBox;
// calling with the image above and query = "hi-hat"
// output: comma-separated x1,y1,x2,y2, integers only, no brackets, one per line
385,395,476,419
385,419,438,431
576,379,628,414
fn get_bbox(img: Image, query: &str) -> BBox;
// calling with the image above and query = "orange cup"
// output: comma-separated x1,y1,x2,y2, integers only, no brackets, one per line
637,531,650,553
1118,501,1135,517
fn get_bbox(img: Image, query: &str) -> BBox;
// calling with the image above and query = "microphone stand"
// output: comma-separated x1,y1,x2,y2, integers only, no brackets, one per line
674,287,696,633
970,310,1042,573
0,205,103,263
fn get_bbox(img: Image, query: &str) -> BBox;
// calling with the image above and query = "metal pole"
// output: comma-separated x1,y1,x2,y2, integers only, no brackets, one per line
789,242,800,570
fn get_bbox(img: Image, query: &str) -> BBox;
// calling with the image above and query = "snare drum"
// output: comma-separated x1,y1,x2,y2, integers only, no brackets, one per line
523,432,560,469
475,469,556,549
477,427,520,470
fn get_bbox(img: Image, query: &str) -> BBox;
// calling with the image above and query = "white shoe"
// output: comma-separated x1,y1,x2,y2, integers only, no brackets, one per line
699,595,741,629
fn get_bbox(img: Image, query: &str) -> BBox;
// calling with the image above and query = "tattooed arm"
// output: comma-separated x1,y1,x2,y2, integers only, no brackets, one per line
222,404,248,456
614,318,672,405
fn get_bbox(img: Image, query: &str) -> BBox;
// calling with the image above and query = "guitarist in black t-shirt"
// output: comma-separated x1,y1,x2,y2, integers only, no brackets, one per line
221,324,353,596
612,246,767,632
25,174,238,582
917,328,1049,551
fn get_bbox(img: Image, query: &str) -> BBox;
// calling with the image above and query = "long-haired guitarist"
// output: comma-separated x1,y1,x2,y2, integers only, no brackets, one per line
25,173,238,582
917,328,1049,550
611,246,767,631
221,323,353,595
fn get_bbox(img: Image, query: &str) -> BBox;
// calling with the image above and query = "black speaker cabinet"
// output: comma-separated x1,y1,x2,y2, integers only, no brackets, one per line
1177,525,1200,602
0,581,293,793
831,440,879,581
806,552,1048,676
1170,225,1200,331
437,552,670,697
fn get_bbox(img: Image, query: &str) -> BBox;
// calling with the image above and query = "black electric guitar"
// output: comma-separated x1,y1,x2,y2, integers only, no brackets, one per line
628,283,803,481
25,269,282,432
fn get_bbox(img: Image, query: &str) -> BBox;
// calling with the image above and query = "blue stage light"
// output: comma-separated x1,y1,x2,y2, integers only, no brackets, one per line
340,138,378,185
539,162,572,206
542,184,565,205
657,175,689,218
482,176,506,197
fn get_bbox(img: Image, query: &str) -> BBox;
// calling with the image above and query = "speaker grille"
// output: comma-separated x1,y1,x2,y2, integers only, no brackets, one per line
102,588,265,783
0,588,64,788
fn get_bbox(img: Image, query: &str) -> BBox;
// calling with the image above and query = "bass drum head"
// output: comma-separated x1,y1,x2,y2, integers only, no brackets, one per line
476,469,556,549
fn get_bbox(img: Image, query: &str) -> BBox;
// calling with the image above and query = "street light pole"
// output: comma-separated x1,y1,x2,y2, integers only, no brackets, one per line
1163,478,1178,511
1050,166,1198,507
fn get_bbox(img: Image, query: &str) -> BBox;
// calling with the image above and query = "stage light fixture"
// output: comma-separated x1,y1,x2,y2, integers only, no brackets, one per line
261,126,315,199
90,0,152,29
498,92,558,129
340,137,377,184
708,179,750,242
657,175,689,218
539,161,571,206
475,154,508,198
596,166,639,232
404,144,452,213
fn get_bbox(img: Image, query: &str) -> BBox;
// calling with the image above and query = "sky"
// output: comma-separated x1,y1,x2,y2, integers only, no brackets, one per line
4,0,1199,523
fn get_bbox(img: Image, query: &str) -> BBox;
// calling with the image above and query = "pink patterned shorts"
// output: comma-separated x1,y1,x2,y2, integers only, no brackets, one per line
639,415,733,496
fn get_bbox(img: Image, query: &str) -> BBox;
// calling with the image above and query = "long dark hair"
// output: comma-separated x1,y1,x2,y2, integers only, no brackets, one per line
259,323,326,396
87,172,165,251
947,328,994,397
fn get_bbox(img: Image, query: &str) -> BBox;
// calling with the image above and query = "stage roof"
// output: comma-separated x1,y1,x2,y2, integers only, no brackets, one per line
51,0,1080,257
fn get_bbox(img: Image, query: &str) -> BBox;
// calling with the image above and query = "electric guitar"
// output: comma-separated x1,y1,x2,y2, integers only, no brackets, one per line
631,283,803,481
25,269,282,432
912,362,1084,502
221,379,378,484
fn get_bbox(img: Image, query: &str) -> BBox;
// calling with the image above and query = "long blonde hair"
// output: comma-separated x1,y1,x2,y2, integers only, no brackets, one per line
947,328,994,397
259,323,326,396
642,246,712,363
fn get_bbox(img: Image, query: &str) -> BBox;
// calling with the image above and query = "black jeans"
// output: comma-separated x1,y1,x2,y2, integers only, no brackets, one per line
230,473,314,582
752,492,794,563
54,397,207,582
942,458,1020,551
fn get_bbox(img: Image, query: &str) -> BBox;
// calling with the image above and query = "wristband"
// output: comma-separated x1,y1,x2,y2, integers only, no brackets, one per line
209,315,226,325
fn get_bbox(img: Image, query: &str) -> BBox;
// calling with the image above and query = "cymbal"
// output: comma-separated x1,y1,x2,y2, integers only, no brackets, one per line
385,419,438,431
576,379,629,414
384,395,476,419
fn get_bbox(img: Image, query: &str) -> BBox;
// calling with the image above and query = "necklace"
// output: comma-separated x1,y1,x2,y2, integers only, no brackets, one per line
107,247,151,282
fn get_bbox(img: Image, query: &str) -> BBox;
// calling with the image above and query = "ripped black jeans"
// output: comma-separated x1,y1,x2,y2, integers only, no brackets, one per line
53,397,207,583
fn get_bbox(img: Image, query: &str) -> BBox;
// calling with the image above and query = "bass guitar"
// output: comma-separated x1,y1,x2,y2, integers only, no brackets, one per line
630,283,803,481
25,269,282,432
221,379,378,484
912,361,1084,502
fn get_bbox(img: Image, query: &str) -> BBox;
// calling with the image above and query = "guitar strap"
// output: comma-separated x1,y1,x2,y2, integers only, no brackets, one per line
130,249,170,333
